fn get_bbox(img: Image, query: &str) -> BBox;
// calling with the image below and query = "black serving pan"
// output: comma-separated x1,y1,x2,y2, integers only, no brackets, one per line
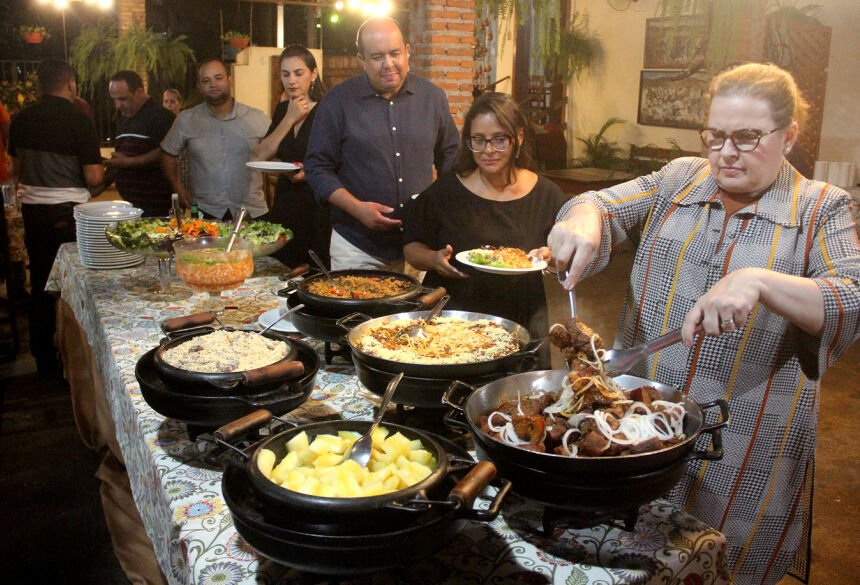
444,370,729,477
341,309,545,379
135,337,319,428
220,430,510,576
214,414,507,535
152,313,304,394
281,268,447,318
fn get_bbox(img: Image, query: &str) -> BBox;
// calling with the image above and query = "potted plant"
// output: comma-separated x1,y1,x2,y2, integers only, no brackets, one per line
20,25,49,44
221,31,250,49
0,73,39,116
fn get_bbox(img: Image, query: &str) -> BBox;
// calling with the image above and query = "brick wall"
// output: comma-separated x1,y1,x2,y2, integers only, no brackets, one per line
408,0,476,127
322,55,363,89
117,0,145,32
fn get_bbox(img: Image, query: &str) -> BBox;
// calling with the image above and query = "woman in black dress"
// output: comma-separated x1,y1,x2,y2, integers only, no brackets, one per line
255,45,331,268
404,92,568,346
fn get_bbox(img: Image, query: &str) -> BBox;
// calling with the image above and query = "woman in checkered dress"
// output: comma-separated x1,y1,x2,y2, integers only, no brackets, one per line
548,63,860,585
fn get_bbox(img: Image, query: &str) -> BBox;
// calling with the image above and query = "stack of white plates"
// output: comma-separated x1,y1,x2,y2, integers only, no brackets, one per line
74,201,145,269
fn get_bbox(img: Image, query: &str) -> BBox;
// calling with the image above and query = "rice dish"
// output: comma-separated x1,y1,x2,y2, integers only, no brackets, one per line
162,330,288,373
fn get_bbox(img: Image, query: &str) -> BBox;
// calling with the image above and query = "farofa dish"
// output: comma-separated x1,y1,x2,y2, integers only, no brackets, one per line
357,317,519,364
305,275,414,299
161,330,288,373
466,246,534,269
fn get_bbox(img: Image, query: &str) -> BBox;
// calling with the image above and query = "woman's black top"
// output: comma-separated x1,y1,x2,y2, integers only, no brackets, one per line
265,102,331,268
404,171,568,339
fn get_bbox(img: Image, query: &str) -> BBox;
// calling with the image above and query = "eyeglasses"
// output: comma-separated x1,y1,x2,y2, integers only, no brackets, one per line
699,126,786,152
468,135,512,153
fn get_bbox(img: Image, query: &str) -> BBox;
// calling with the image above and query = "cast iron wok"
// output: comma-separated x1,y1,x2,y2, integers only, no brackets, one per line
341,309,545,379
443,369,729,476
282,268,446,317
214,412,508,535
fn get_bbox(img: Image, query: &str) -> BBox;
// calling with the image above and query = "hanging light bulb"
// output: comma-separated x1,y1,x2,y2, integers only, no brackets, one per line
361,2,376,15
378,1,391,15
348,0,361,10
335,1,344,10
98,0,112,8
54,0,69,8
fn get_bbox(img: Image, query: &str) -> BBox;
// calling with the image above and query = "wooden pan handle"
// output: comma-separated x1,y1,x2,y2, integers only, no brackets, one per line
417,287,447,307
286,264,310,278
160,312,216,333
448,461,497,508
242,360,305,386
214,409,273,443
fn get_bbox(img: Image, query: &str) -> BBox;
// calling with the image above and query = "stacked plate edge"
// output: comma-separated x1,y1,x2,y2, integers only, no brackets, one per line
74,200,145,269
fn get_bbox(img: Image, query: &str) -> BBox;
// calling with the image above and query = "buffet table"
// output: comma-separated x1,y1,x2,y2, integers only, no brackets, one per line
48,242,730,585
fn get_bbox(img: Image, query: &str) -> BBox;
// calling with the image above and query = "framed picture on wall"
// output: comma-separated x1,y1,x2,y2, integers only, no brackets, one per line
637,70,710,130
644,15,705,70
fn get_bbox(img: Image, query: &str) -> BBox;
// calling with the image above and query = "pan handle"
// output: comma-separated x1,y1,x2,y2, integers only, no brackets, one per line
236,388,306,408
514,337,547,361
415,286,447,308
335,312,372,332
442,380,476,431
214,409,273,444
685,399,729,462
242,360,305,387
160,312,216,334
279,264,310,280
456,475,512,522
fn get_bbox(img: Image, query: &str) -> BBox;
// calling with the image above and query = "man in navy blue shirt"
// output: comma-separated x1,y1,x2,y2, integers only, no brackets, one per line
304,16,459,271
106,70,175,217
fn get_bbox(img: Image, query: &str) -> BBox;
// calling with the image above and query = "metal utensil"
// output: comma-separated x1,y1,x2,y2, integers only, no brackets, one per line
171,193,183,234
225,207,247,253
554,266,576,317
258,303,305,335
394,294,450,340
343,372,404,467
601,324,704,377
307,249,334,284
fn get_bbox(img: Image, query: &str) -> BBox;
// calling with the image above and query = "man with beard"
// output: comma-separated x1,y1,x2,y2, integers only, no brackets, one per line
161,58,270,220
304,16,459,272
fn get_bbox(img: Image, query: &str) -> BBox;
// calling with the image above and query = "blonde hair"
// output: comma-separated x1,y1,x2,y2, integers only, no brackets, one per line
709,62,809,131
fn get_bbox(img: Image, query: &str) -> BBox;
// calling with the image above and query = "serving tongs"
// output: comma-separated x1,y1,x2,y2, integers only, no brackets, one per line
600,324,704,377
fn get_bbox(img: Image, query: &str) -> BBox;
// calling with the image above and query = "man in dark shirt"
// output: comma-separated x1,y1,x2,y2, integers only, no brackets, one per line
8,58,104,376
106,70,176,217
304,16,459,272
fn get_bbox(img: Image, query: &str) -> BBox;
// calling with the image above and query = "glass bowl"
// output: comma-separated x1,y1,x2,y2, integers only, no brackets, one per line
173,237,255,293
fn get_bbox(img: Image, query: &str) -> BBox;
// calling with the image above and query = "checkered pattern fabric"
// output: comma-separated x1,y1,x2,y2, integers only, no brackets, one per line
557,157,860,585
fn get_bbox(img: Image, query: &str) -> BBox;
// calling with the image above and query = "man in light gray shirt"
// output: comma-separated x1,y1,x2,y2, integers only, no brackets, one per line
161,58,270,219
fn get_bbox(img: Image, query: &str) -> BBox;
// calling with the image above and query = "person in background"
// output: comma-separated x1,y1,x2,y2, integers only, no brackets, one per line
105,71,175,217
162,89,191,195
304,16,459,272
7,58,104,376
0,100,10,183
161,88,182,116
161,58,270,220
548,62,860,585
404,92,567,355
253,45,331,268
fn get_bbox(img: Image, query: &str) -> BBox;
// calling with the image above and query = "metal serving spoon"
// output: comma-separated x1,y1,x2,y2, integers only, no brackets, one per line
343,372,404,467
394,294,450,340
601,324,704,377
308,249,335,286
257,303,304,335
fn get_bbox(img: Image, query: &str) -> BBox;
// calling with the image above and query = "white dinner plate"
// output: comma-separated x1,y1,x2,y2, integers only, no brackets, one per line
454,250,547,275
257,308,299,333
246,161,301,173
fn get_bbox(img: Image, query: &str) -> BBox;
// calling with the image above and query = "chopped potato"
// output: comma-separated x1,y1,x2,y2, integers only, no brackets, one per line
263,426,437,498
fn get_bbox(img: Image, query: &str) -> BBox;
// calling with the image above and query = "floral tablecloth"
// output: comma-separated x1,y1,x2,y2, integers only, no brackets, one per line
48,243,729,585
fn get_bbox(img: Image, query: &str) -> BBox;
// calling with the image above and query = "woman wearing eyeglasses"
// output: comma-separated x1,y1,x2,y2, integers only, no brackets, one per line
549,63,859,585
404,92,567,349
